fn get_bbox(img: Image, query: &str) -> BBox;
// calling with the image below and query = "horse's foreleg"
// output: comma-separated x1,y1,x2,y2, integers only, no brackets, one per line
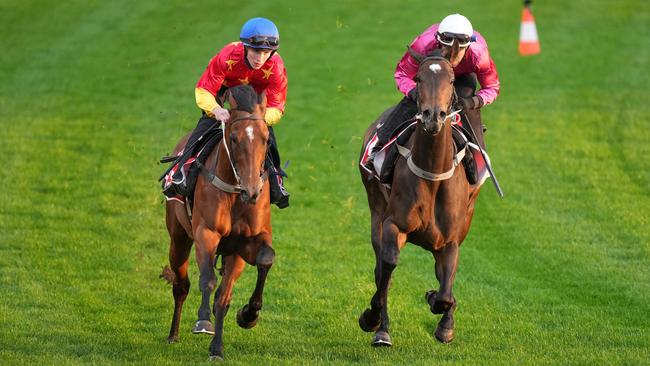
428,242,459,343
370,213,383,288
208,255,246,360
167,231,192,343
358,213,383,333
361,221,406,346
192,227,221,335
237,242,275,329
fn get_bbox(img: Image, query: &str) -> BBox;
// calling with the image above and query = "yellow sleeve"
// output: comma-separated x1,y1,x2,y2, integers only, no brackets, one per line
195,87,218,116
265,107,283,126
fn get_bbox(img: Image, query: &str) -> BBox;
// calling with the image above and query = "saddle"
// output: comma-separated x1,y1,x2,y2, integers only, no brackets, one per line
160,128,224,204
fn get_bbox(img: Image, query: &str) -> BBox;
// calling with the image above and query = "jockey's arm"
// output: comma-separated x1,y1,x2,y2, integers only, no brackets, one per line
195,87,219,117
264,59,288,126
475,51,500,107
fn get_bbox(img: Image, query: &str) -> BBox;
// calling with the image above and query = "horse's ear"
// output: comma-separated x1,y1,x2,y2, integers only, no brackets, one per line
439,46,450,60
258,91,267,117
407,45,425,64
449,41,460,63
227,89,238,110
258,91,267,109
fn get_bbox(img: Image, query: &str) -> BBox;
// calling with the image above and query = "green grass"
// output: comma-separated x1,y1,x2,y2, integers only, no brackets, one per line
1,0,649,365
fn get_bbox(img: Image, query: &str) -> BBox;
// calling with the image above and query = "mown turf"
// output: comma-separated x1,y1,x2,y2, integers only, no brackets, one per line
0,0,648,365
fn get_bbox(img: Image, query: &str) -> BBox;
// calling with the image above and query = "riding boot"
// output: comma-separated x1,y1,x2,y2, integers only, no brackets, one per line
266,127,290,208
365,97,417,171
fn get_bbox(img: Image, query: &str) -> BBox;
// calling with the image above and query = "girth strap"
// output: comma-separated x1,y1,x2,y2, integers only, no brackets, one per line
396,143,466,182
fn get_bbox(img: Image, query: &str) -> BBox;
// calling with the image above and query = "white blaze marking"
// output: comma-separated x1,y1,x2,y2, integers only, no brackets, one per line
245,126,254,142
429,64,442,73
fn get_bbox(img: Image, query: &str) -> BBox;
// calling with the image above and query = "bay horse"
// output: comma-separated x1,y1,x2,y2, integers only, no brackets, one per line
358,49,481,346
164,85,275,360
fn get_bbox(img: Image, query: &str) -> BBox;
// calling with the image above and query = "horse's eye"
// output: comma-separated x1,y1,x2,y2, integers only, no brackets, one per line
229,134,237,145
414,76,421,83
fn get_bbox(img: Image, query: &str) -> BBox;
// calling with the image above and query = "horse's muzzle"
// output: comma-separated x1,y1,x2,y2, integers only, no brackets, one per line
240,189,259,204
421,107,446,135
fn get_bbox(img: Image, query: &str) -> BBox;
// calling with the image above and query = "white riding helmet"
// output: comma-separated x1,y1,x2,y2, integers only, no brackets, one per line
437,13,473,47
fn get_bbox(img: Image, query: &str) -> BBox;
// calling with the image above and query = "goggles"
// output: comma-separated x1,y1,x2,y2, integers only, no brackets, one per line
436,32,472,48
242,35,279,48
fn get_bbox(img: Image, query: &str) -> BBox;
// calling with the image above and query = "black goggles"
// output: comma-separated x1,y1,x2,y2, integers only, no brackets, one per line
242,35,279,48
437,32,473,48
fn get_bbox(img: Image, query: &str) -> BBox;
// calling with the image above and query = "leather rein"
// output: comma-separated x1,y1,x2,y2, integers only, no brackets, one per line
198,112,268,194
399,56,467,182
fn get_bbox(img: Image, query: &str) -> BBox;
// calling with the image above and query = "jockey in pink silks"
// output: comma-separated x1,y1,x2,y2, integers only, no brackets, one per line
367,13,501,176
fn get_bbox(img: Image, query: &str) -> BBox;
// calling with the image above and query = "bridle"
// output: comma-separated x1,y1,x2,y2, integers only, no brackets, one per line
396,56,467,182
199,111,268,194
221,112,266,183
414,56,462,131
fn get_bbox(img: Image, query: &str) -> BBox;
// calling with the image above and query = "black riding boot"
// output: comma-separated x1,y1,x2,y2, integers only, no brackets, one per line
454,73,485,185
266,127,290,208
365,96,418,170
162,114,219,198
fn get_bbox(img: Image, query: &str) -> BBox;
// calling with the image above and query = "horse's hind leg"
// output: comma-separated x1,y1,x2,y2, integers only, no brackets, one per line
166,218,193,343
426,242,459,343
192,227,221,335
237,242,275,329
208,255,246,361
360,221,406,347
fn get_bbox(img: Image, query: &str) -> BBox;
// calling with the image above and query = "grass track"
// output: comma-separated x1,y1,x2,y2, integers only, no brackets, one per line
1,0,648,365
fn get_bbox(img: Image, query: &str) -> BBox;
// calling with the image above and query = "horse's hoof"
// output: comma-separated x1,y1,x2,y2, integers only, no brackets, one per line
425,290,437,304
371,330,392,347
208,355,224,362
192,320,215,335
236,307,259,329
435,326,455,344
167,335,179,343
358,308,380,333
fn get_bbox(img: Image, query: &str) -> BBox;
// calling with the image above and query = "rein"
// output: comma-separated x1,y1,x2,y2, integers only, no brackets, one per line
200,112,268,194
402,57,466,182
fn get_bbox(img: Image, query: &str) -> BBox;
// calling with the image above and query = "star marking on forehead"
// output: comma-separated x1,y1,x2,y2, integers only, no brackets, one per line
225,59,237,71
429,64,442,73
245,126,254,142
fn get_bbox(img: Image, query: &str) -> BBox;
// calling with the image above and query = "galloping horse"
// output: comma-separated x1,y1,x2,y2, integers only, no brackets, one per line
358,49,481,346
165,85,275,360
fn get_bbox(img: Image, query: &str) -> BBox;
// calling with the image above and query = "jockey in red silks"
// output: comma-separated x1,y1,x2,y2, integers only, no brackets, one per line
367,13,500,174
164,17,290,208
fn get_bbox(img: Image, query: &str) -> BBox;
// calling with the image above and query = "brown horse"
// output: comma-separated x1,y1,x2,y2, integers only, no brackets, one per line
164,85,275,360
358,51,481,346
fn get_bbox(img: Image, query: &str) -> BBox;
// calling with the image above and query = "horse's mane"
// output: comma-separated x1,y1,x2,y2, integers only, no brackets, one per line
228,85,263,113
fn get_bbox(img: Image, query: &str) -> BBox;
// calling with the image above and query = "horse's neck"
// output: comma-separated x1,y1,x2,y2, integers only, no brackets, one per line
410,125,454,175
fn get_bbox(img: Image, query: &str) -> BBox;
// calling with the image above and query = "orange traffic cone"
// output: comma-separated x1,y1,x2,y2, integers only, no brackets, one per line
519,2,540,55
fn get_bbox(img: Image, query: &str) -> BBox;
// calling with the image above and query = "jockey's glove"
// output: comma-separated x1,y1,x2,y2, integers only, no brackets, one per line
460,96,483,110
211,106,231,122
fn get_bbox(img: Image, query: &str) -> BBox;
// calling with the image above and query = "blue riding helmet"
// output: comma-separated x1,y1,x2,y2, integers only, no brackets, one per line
240,17,280,50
